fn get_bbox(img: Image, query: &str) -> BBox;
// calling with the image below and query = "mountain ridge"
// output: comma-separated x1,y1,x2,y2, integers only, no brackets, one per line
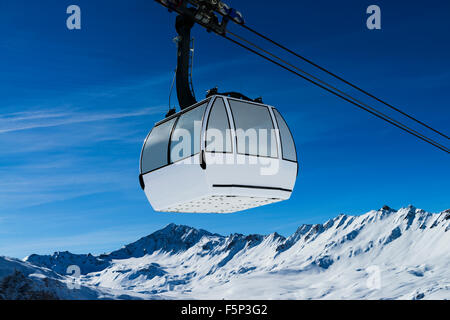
1,205,448,299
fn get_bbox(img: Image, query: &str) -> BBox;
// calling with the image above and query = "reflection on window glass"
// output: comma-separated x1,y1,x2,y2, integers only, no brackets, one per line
229,100,277,157
206,98,232,153
141,118,176,173
273,109,297,162
170,103,207,162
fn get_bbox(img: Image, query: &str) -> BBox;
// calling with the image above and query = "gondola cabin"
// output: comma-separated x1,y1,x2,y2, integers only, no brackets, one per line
140,95,298,213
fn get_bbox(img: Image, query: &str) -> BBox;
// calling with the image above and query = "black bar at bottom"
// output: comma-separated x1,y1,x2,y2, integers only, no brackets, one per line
0,300,443,318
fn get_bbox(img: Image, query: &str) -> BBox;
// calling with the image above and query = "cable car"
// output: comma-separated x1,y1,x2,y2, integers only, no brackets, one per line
139,4,298,213
139,94,298,213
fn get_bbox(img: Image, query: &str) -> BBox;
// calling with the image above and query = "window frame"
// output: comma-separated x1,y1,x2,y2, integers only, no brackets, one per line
272,107,298,163
204,96,234,154
140,117,177,175
227,97,279,159
168,101,207,164
140,98,210,175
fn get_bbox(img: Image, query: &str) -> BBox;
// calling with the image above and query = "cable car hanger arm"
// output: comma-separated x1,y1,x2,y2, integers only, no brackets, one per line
175,13,197,110
159,0,231,113
158,0,261,113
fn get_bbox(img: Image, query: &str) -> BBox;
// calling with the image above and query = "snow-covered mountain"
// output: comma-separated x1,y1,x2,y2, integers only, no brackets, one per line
0,256,113,299
1,205,449,300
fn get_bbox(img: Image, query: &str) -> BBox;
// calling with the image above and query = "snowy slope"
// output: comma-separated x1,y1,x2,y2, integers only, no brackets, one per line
0,256,110,299
5,206,450,299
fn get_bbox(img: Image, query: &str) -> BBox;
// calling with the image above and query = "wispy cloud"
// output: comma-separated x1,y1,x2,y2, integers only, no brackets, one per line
0,104,159,209
0,107,163,134
0,146,140,210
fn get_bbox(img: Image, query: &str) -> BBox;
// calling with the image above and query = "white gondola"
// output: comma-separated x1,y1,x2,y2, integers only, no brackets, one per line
140,95,298,213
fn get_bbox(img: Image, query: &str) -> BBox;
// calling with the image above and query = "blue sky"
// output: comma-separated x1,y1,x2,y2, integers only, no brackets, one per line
0,0,449,258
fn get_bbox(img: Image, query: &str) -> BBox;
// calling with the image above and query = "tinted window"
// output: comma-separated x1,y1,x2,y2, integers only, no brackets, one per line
273,109,297,162
141,118,176,173
229,100,278,157
206,98,232,153
170,103,207,162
